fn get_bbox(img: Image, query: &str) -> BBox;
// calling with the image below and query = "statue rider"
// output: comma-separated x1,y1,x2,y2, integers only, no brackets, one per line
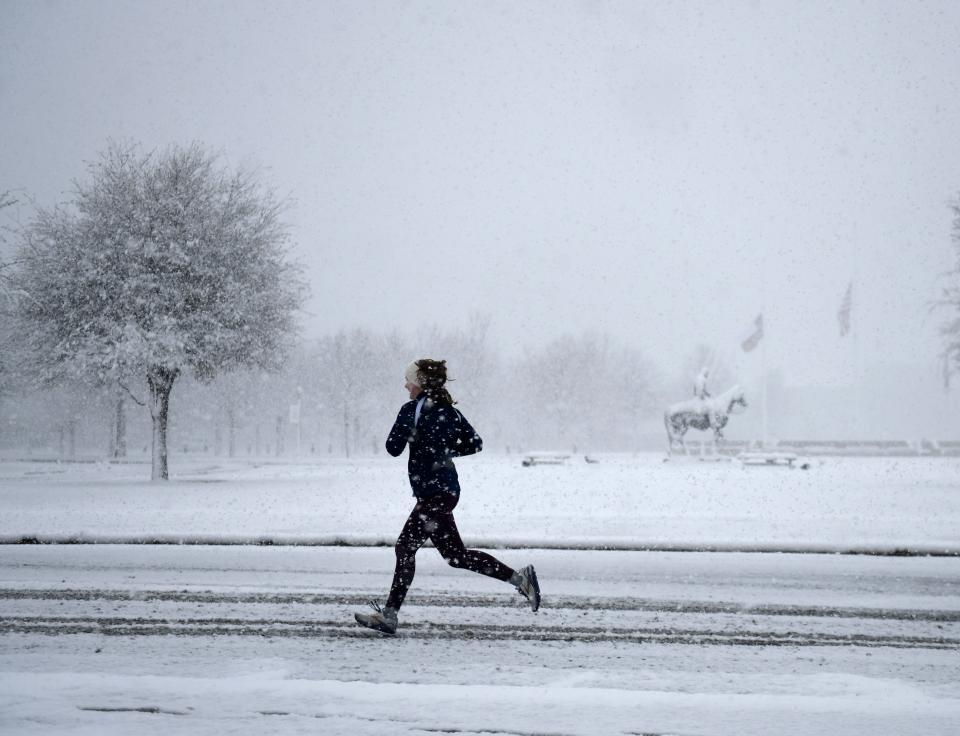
694,366,711,401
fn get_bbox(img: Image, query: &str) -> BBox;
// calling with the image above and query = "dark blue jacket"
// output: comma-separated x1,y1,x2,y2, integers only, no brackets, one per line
385,396,483,498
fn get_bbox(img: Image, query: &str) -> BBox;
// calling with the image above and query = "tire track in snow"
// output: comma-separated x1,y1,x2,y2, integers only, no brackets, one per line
2,587,958,622
2,615,958,650
3,588,957,649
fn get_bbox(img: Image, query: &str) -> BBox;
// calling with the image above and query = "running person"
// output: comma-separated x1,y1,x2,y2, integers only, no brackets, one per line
355,358,540,634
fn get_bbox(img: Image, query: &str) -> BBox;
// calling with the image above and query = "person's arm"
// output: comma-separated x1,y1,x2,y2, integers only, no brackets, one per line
452,409,483,457
385,403,416,457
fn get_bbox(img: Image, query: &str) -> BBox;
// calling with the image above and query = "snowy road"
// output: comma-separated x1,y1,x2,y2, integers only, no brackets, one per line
3,588,958,649
2,545,959,735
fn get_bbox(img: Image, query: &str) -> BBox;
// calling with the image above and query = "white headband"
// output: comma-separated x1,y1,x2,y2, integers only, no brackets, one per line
404,361,421,387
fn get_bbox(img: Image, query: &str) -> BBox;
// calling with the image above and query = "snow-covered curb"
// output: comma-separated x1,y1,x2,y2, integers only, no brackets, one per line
3,533,959,556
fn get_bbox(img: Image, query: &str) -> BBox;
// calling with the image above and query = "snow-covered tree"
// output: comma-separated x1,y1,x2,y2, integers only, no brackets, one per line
299,318,497,457
417,313,495,407
312,329,389,457
1,190,20,401
509,332,660,452
940,196,960,387
11,142,307,479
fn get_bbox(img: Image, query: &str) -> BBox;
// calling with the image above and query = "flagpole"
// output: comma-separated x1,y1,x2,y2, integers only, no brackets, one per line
849,281,861,440
762,320,768,449
850,214,864,441
740,314,765,448
760,254,769,450
855,283,864,441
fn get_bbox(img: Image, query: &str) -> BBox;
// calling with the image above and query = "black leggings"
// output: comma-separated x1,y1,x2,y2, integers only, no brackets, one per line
386,493,514,610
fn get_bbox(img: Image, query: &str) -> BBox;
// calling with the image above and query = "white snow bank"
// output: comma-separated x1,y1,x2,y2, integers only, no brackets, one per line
3,670,958,736
1,454,958,553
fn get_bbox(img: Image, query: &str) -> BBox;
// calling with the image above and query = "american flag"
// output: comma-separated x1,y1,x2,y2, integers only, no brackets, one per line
838,282,852,337
741,314,764,352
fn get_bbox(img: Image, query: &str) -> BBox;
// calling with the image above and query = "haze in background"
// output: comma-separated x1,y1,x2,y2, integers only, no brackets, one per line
3,0,959,438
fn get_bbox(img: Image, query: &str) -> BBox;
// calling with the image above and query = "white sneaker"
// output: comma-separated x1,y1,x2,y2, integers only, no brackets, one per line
354,602,398,635
514,565,541,612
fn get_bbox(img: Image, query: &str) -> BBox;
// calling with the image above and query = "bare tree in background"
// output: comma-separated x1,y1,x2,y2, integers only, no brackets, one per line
510,332,659,452
313,329,386,457
0,190,20,403
414,312,497,434
940,196,960,388
10,142,307,479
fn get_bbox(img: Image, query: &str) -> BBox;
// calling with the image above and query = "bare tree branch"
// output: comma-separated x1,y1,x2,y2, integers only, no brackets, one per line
117,379,146,407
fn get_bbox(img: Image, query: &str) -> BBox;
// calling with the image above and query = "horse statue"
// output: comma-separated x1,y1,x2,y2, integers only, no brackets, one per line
664,384,747,455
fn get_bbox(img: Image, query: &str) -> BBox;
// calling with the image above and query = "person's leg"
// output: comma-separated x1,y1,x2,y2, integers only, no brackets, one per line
428,495,540,611
385,501,431,611
427,495,514,582
356,501,432,633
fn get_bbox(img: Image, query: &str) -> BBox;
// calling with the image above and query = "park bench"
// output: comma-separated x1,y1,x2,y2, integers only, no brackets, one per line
738,451,799,468
521,453,570,467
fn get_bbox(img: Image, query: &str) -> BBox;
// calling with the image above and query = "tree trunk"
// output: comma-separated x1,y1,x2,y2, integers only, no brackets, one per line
147,367,178,481
114,395,127,459
227,404,236,458
68,417,76,459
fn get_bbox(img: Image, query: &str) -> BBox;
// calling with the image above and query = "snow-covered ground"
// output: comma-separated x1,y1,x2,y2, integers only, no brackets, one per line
1,454,959,735
2,545,959,736
2,453,959,553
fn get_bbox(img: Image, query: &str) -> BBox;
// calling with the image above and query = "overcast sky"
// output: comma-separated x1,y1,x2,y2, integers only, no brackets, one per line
2,0,959,390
